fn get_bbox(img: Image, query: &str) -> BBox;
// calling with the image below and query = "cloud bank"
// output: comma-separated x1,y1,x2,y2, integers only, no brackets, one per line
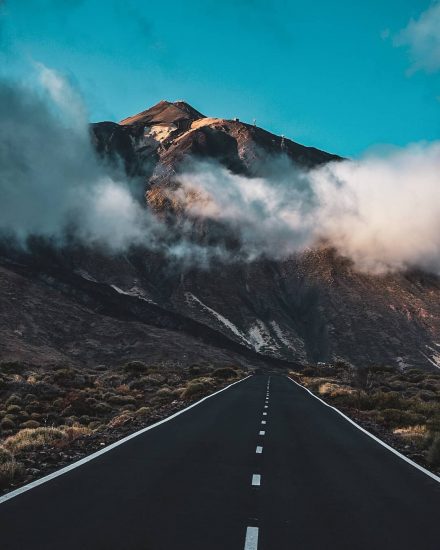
172,144,440,274
0,64,160,251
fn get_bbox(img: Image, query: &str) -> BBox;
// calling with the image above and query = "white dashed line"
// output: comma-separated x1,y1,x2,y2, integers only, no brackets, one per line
256,446,263,454
264,405,268,409
263,412,267,416
261,420,266,425
259,430,265,436
252,474,261,486
244,526,259,550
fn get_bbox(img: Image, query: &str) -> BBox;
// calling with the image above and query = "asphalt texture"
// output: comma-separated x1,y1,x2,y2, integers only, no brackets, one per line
1,374,439,550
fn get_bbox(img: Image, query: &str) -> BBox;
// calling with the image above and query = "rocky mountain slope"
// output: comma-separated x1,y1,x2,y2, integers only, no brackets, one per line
1,100,440,371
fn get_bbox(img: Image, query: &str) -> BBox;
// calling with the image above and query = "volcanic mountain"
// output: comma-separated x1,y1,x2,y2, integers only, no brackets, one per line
1,100,440,371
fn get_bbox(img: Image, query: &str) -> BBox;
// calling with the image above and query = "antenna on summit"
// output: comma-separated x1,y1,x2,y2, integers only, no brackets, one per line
253,118,256,127
281,134,285,150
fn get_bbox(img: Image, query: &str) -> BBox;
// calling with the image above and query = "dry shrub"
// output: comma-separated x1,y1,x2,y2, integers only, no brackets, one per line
318,382,354,397
4,427,67,453
20,420,40,429
181,381,205,399
393,425,427,441
0,445,22,489
108,413,133,428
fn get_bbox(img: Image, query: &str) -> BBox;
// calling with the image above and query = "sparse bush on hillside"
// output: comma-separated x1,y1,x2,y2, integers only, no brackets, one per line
0,445,22,489
122,361,149,375
212,367,237,380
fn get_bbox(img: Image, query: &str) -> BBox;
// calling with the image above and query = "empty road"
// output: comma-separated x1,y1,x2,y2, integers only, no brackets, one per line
1,375,439,549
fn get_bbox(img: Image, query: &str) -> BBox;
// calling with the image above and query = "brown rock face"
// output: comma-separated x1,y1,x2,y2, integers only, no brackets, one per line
1,101,439,371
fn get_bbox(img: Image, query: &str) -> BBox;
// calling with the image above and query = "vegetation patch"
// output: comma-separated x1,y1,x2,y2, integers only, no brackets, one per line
291,363,440,473
0,360,245,494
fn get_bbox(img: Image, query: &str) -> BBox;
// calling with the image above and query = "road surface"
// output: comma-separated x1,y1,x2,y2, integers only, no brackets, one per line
1,375,439,549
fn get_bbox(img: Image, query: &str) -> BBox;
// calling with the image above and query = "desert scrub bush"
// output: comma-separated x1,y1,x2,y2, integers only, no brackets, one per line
427,434,440,466
393,425,427,445
181,381,206,399
143,373,166,386
1,417,16,431
4,427,67,453
212,367,237,379
5,394,21,406
376,409,425,429
6,404,22,415
19,420,40,429
318,382,354,397
0,445,22,489
135,407,151,417
156,387,173,399
122,361,149,375
108,413,133,428
108,394,136,406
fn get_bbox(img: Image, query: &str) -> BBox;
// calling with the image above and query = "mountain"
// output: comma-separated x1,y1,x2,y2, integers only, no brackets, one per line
1,100,440,371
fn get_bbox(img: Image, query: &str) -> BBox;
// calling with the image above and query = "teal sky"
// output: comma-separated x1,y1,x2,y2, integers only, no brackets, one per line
1,0,439,157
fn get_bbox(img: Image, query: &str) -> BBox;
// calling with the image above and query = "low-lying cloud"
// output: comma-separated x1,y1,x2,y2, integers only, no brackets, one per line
0,64,158,251
172,144,440,274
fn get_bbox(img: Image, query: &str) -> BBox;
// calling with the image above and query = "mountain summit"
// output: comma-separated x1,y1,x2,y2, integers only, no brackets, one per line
119,100,205,127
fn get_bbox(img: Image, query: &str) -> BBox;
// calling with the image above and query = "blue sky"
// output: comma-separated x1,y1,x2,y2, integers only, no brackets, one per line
0,0,439,157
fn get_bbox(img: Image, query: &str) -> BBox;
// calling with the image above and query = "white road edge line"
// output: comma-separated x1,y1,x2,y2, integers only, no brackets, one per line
251,474,261,486
244,526,259,550
287,376,440,485
0,376,252,505
256,446,263,454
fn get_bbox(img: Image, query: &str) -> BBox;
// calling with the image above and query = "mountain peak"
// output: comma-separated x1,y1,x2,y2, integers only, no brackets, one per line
119,100,205,127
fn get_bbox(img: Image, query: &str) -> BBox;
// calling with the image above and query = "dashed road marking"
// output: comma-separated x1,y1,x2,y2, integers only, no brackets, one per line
261,420,266,425
263,412,267,416
252,474,261,486
264,405,268,409
256,446,263,454
244,526,259,550
259,430,265,436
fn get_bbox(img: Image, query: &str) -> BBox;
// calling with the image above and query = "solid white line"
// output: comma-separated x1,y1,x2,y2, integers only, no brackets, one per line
259,430,265,436
287,376,440,485
244,526,259,550
0,376,252,505
252,474,261,486
256,446,263,454
261,420,266,425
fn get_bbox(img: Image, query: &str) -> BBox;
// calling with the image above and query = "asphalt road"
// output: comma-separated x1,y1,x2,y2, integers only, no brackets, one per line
1,374,440,550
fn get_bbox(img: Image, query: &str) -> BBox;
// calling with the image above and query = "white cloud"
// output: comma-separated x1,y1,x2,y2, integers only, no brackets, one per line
394,1,440,74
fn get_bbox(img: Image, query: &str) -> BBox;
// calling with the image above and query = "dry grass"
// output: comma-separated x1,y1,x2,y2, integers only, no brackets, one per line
4,425,90,453
318,382,355,397
0,445,23,489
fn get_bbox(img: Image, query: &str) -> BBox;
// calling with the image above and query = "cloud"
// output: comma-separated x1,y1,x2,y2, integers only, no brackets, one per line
0,64,157,251
394,1,440,74
171,144,440,274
